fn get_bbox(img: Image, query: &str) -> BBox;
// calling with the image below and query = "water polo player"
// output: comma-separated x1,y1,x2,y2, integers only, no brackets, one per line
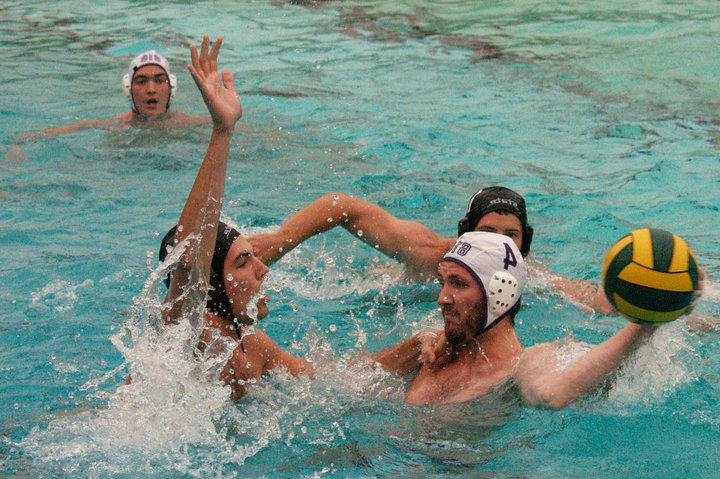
373,231,679,407
159,35,310,400
11,50,209,143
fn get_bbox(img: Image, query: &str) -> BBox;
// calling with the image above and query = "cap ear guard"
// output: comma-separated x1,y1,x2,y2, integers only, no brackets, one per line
520,224,533,257
168,73,177,99
487,271,520,317
122,73,131,98
457,216,471,236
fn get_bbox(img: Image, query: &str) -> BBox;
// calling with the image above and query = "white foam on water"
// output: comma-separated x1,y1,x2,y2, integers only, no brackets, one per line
17,235,408,478
29,279,93,313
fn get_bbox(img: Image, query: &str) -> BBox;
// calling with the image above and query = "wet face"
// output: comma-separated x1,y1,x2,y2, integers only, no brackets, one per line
437,261,486,349
223,236,270,325
131,65,171,115
473,211,523,252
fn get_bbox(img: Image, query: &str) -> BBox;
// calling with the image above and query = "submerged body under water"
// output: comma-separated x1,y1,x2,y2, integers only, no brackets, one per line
2,1,720,478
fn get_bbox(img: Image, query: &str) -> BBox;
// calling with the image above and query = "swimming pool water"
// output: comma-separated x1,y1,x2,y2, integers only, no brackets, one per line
1,1,719,478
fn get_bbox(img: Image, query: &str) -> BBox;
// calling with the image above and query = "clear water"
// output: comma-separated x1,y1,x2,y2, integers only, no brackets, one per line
1,1,719,478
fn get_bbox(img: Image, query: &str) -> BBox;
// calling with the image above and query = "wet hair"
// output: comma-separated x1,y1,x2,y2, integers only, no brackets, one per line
159,221,240,322
457,186,534,257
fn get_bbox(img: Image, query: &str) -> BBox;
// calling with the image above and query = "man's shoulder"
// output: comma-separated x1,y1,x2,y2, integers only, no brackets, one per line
240,328,279,353
167,111,209,125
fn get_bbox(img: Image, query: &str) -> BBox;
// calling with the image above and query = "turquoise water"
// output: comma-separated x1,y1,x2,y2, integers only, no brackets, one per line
1,1,719,477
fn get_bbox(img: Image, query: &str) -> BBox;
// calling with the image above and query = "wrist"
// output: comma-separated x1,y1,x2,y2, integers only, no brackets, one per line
212,123,234,135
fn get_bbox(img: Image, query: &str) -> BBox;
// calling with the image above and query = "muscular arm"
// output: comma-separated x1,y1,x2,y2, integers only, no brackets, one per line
221,329,312,400
514,322,654,408
162,35,242,323
528,261,614,315
249,192,453,278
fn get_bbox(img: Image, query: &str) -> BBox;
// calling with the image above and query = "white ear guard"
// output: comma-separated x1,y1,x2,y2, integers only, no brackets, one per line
122,73,131,97
487,271,520,317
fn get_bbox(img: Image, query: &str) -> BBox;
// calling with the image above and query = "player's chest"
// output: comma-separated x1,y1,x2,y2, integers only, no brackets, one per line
405,363,503,404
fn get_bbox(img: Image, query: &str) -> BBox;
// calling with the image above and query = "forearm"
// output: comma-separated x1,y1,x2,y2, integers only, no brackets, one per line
251,193,348,264
370,333,422,375
529,261,614,315
548,323,653,407
221,356,249,401
166,126,232,317
253,192,429,267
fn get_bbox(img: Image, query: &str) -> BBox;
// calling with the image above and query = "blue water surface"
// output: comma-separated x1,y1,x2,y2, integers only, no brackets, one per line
1,1,719,478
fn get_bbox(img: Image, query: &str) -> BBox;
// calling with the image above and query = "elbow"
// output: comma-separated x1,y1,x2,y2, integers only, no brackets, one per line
527,388,578,409
543,394,575,409
324,191,352,208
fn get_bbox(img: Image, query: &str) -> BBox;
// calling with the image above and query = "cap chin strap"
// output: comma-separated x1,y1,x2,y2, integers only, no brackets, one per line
122,72,177,113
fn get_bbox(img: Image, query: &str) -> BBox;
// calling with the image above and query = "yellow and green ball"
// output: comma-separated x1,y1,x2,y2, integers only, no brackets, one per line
602,228,700,323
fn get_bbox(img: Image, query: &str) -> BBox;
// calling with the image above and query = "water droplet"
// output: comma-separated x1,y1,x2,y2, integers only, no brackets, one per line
329,324,337,332
226,274,233,281
357,230,363,237
327,217,333,223
177,225,184,232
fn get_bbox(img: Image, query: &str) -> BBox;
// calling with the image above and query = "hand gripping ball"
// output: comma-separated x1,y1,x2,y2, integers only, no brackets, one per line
602,228,700,323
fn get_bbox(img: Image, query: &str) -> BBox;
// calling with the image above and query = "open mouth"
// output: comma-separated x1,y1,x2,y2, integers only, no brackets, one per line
146,99,159,106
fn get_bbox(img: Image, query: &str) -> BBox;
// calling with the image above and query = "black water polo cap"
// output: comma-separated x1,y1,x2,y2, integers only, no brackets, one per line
457,186,534,257
159,221,241,321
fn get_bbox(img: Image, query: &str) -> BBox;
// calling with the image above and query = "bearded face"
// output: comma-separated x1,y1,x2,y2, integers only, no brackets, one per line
437,261,486,351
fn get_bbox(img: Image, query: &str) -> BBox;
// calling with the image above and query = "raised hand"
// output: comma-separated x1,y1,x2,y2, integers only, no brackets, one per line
188,35,242,131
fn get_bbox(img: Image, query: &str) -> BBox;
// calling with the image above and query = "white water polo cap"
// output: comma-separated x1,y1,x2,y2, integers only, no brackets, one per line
443,232,527,332
122,50,177,112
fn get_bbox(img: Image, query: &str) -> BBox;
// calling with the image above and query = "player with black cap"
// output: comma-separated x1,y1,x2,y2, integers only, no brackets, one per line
158,35,311,400
457,186,534,257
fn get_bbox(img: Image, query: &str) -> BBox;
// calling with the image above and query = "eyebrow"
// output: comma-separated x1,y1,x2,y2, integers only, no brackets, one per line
134,74,168,80
235,250,251,263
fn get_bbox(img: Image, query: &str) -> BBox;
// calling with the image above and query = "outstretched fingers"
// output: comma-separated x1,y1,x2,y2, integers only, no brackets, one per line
209,36,222,74
187,45,202,87
221,69,236,95
199,34,210,73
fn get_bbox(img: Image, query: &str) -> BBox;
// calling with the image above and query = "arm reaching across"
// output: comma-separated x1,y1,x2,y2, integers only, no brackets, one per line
249,192,453,279
367,330,443,376
13,118,122,142
529,260,614,315
221,329,313,400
